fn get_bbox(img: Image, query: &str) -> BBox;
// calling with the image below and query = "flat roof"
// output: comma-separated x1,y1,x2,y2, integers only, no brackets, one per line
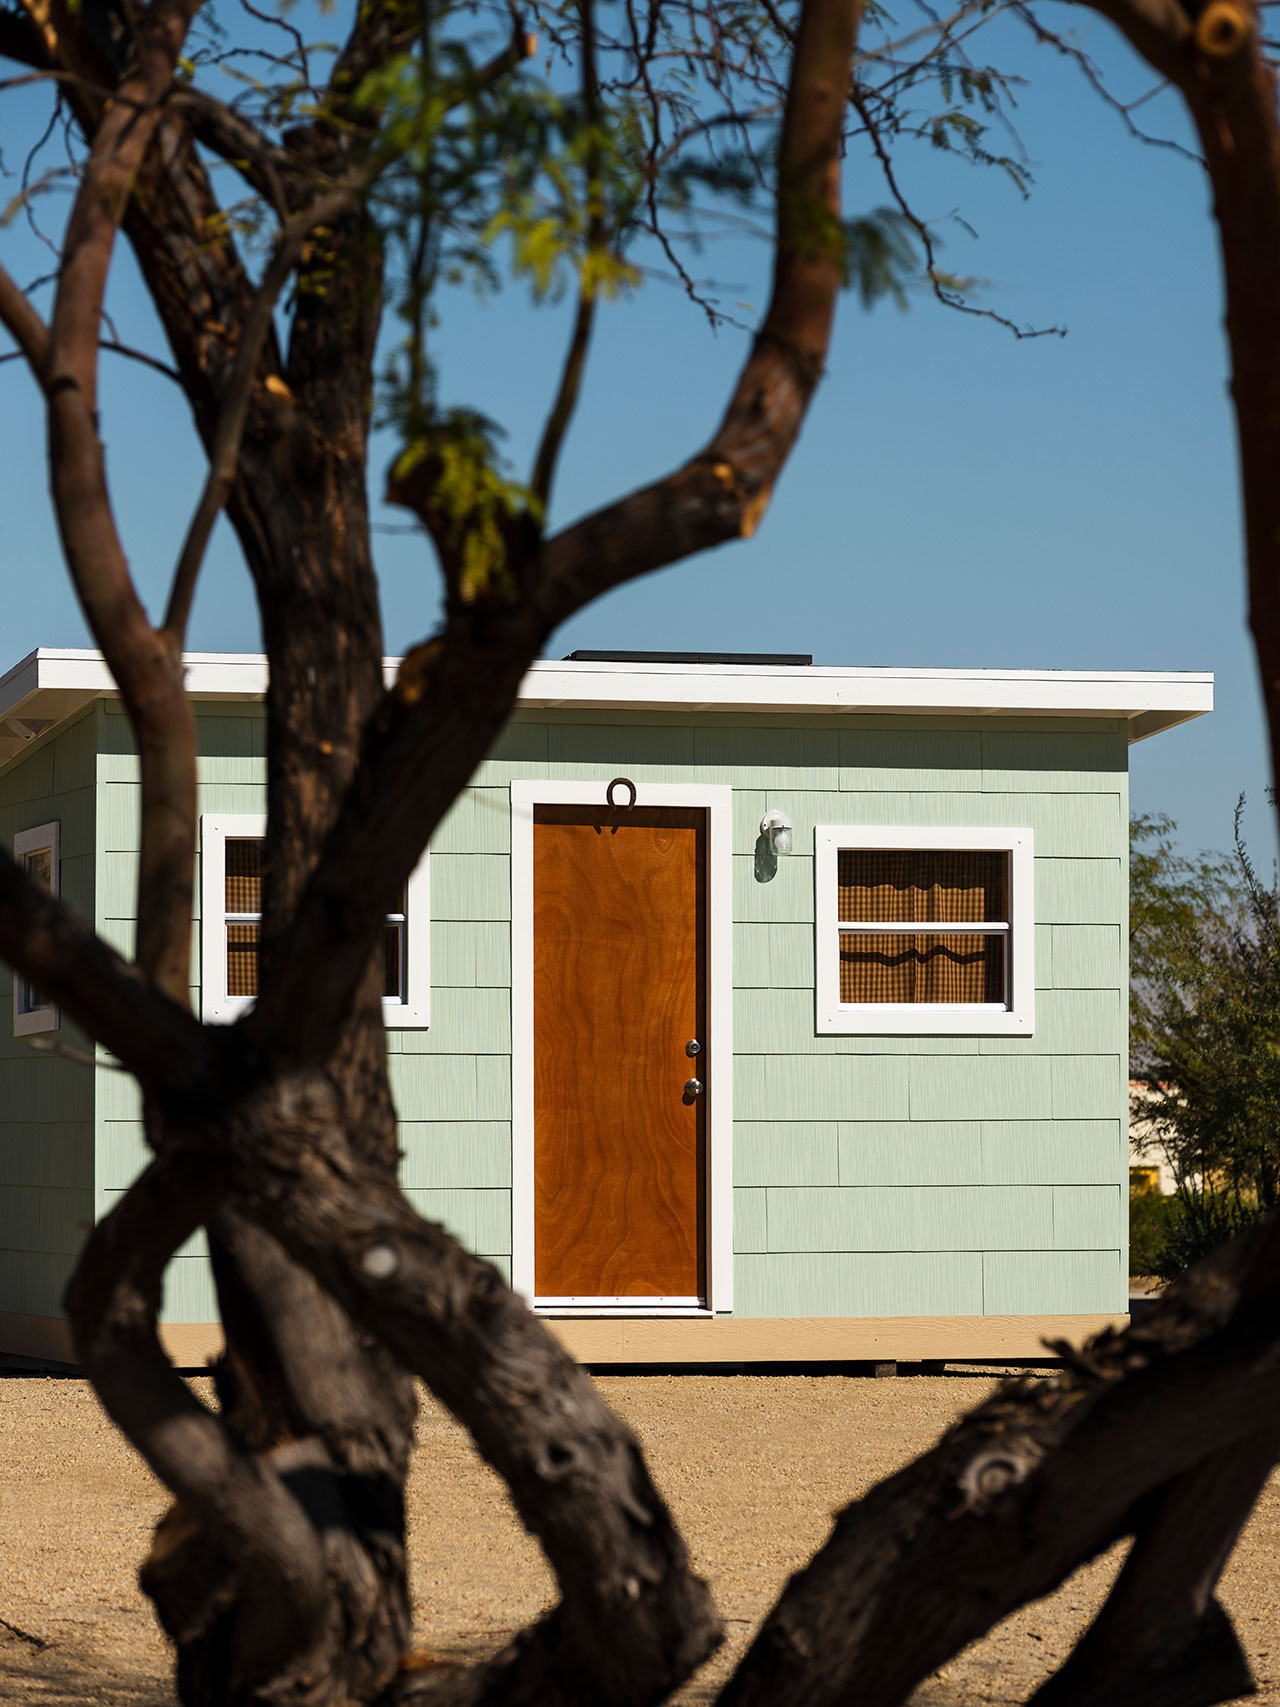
0,647,1213,771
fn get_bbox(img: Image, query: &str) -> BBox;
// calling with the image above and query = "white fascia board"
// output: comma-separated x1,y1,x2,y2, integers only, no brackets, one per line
0,648,1214,749
513,661,1214,739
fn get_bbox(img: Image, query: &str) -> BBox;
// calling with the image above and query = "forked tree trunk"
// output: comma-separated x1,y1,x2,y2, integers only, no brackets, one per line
113,141,422,1698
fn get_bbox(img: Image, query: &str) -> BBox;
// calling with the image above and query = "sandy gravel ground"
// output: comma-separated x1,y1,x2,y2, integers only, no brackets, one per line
1,1365,1277,1705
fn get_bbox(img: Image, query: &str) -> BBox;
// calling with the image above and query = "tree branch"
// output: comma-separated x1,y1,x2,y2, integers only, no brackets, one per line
0,846,215,1094
1067,0,1193,79
1070,0,1280,860
64,1151,332,1692
170,87,294,221
716,1214,1280,1707
1029,1429,1277,1705
0,257,50,376
163,171,375,642
43,0,204,1003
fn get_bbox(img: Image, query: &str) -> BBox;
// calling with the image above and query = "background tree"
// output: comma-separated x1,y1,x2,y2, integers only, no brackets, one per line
1129,811,1238,1062
5,0,1280,1704
1133,803,1280,1273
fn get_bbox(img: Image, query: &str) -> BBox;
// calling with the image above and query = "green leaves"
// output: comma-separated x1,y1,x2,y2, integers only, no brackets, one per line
841,208,920,309
390,408,537,602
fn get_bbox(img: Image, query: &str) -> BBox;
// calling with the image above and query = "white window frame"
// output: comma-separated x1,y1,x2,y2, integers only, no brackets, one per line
510,780,734,1316
200,814,430,1026
815,825,1035,1037
13,821,60,1037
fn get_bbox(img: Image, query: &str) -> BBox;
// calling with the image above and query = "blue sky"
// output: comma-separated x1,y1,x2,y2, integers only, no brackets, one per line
0,2,1271,869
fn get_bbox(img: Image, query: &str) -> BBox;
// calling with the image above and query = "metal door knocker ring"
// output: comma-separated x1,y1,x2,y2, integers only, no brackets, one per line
606,776,637,810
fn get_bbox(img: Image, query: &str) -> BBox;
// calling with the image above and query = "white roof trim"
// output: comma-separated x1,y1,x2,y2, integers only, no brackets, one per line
0,647,1213,771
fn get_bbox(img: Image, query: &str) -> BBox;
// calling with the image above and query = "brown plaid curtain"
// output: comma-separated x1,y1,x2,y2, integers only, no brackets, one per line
225,839,263,913
837,850,1007,1004
839,931,1004,1002
227,921,260,997
837,849,1005,923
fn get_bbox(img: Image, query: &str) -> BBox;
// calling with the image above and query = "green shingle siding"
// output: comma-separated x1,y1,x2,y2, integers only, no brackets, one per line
404,1188,510,1257
837,1122,984,1187
735,1251,985,1318
983,1250,1122,1316
735,1122,840,1187
764,1185,1056,1253
734,1189,767,1253
398,1123,512,1189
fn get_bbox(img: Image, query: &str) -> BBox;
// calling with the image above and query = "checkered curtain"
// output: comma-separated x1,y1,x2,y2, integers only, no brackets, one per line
838,850,1006,1003
225,840,262,997
225,839,263,913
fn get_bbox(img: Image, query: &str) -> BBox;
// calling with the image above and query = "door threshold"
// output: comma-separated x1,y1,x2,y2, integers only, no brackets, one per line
535,1303,713,1318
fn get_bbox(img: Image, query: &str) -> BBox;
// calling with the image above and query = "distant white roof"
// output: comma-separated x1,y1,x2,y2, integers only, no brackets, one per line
0,647,1213,772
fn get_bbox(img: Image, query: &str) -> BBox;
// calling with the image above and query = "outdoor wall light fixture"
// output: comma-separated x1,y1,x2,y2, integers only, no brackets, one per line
760,810,794,857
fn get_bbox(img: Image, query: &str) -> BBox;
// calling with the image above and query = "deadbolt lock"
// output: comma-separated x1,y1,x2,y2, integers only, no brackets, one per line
686,1039,701,1057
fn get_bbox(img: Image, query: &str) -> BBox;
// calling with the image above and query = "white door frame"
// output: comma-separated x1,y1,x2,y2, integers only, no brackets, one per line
510,779,734,1315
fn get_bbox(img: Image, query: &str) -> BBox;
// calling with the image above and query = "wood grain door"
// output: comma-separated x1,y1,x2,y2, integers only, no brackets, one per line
533,804,707,1300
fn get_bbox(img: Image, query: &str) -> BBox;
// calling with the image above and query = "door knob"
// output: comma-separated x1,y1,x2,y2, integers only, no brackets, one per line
684,1077,703,1099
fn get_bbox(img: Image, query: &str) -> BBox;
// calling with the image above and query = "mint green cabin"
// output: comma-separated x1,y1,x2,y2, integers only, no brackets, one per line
0,648,1211,1366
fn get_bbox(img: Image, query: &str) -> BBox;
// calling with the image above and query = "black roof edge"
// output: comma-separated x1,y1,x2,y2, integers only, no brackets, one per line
562,650,814,666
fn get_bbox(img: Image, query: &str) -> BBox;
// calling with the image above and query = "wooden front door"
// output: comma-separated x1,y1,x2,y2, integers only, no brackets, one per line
533,804,707,1301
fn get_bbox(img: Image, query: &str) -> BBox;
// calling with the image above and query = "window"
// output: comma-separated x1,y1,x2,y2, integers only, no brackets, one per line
814,826,1034,1035
200,815,429,1025
13,821,59,1036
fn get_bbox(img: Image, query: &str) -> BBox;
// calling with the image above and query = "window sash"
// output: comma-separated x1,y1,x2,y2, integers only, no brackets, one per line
220,835,407,1003
13,822,60,1035
202,814,430,1027
814,826,1035,1037
836,920,1009,935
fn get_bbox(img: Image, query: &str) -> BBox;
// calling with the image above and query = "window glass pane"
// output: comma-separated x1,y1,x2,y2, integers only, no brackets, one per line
23,847,52,893
839,931,1005,1004
225,839,263,914
837,850,1006,924
20,846,53,1012
227,922,259,998
382,919,405,1000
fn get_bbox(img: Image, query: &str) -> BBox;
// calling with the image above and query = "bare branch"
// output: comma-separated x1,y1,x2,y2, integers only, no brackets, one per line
1011,1,1203,162
531,0,602,512
0,257,50,376
850,81,1066,337
99,336,182,382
